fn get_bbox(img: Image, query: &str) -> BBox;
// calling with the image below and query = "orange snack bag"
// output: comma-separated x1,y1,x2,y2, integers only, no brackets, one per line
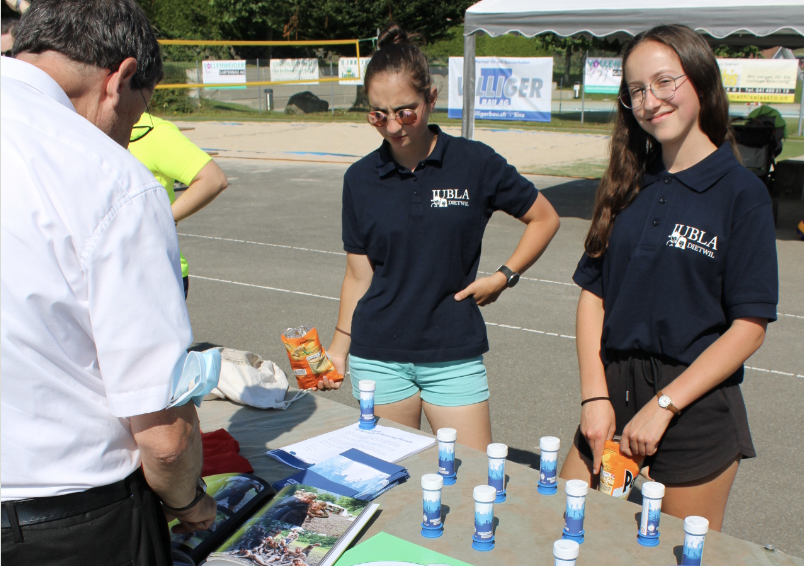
280,326,342,390
599,439,644,499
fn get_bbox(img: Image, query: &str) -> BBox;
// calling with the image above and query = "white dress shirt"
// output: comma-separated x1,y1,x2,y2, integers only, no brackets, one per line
1,57,193,500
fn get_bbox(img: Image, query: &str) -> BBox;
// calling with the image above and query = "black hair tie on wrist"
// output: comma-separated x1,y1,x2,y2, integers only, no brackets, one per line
581,396,610,407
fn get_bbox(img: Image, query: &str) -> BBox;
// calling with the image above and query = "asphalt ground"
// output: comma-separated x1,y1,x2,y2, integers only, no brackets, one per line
180,157,804,558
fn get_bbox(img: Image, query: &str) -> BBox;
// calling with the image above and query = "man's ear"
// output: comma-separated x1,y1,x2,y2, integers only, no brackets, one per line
105,57,138,108
428,86,438,110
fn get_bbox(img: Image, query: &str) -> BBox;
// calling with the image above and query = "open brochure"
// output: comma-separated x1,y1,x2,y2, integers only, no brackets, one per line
267,424,435,470
333,532,474,566
171,473,275,566
202,483,379,566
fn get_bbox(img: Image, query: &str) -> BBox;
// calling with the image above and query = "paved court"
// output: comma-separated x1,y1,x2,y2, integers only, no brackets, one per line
178,151,803,558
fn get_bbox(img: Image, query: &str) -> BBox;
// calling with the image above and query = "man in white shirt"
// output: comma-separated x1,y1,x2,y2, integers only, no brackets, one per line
1,1,216,564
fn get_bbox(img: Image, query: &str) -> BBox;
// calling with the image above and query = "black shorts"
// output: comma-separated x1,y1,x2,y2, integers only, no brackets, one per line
575,350,755,484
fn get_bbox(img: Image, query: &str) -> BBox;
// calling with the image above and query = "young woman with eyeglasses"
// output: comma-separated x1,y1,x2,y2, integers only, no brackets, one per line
559,25,778,529
317,23,560,451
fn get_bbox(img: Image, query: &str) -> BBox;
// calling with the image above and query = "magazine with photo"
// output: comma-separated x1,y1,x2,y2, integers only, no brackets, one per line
202,483,379,566
171,473,275,566
272,449,409,501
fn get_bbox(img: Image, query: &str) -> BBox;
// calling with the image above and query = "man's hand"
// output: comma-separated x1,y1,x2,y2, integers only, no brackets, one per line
454,272,507,306
580,400,616,474
165,493,217,534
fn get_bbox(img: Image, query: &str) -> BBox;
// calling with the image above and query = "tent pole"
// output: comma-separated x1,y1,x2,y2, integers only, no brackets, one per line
581,50,587,125
462,33,476,140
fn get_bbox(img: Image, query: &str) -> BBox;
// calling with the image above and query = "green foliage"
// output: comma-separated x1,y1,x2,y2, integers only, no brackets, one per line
712,45,762,58
315,492,337,504
296,531,337,546
335,495,365,515
151,89,196,115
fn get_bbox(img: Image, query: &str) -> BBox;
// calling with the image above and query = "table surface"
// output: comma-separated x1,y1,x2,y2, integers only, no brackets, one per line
198,393,803,566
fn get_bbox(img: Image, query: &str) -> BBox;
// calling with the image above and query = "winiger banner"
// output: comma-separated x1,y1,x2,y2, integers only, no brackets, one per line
717,59,798,103
448,57,553,122
585,57,622,94
202,60,246,89
339,57,371,85
270,58,319,85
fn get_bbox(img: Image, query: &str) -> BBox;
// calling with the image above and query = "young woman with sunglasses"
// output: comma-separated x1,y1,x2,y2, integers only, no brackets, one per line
317,24,560,451
559,25,778,530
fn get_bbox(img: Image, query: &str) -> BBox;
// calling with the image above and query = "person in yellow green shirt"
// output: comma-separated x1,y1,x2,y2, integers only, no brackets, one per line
129,113,228,298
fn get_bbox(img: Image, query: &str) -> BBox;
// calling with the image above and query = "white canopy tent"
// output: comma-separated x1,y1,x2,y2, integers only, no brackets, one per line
460,0,804,138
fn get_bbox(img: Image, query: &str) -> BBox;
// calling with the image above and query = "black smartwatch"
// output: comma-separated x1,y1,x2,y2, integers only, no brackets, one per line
496,265,520,288
162,478,207,513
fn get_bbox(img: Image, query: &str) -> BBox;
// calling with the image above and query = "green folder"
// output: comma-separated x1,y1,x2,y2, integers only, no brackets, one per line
334,532,473,566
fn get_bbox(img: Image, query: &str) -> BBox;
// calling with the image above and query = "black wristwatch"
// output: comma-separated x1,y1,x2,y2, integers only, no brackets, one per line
162,478,207,513
497,265,520,288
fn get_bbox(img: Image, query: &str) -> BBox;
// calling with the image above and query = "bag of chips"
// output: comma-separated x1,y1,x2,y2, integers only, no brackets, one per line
280,326,342,390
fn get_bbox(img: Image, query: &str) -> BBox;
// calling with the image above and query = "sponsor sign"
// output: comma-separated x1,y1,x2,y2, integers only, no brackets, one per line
201,60,246,89
270,58,319,85
585,57,623,94
339,57,371,85
448,57,553,122
717,58,798,103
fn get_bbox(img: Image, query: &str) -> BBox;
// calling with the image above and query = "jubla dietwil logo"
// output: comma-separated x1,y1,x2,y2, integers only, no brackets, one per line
431,189,470,208
666,223,718,259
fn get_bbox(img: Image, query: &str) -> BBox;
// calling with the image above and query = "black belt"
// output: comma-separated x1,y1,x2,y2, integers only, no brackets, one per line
1,468,140,530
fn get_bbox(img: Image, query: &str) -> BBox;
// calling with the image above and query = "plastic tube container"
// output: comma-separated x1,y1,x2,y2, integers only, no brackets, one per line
553,539,580,566
358,380,376,430
562,479,588,543
637,481,666,546
538,436,561,495
437,428,457,485
487,443,508,503
681,516,709,565
471,485,497,552
420,474,444,538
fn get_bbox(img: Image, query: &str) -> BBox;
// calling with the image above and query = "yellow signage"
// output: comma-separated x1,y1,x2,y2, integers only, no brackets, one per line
717,58,798,103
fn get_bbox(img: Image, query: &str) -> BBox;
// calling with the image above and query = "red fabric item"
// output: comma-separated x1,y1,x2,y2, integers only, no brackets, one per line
201,429,254,477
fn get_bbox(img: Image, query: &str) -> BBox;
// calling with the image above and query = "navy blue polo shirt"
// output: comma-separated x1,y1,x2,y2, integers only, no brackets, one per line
573,142,778,368
343,125,539,363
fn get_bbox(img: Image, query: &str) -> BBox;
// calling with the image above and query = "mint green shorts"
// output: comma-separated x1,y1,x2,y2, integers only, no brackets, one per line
349,354,489,407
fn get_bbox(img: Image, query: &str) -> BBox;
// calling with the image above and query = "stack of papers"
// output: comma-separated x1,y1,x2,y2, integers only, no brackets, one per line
272,448,410,501
266,423,435,469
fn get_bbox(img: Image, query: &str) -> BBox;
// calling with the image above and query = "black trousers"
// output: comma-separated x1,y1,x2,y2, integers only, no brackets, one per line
1,469,172,566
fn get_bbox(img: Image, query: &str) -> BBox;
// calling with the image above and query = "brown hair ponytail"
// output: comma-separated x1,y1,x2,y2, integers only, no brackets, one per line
584,24,737,257
364,23,433,102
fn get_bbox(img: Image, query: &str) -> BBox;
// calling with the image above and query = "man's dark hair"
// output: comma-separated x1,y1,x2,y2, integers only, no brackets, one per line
12,0,163,89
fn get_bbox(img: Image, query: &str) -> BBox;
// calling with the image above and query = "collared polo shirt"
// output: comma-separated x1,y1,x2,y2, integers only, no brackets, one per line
1,57,192,500
343,125,539,363
573,142,778,368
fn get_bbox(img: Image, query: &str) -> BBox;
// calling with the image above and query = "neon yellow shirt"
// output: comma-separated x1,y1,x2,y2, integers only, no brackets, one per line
129,114,212,277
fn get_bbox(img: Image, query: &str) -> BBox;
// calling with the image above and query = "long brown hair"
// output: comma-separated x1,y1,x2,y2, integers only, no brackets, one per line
364,23,433,102
584,25,737,257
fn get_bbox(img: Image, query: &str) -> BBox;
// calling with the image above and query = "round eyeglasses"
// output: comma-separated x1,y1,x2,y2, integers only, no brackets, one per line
366,108,418,127
619,74,687,110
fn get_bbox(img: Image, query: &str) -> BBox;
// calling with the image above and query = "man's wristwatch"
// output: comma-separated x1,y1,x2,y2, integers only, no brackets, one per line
656,390,680,416
496,265,520,288
162,478,207,513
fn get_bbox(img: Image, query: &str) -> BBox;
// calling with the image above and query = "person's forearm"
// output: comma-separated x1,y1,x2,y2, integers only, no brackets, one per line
576,290,609,400
132,403,204,509
504,210,560,275
330,271,372,354
172,162,228,223
661,317,766,410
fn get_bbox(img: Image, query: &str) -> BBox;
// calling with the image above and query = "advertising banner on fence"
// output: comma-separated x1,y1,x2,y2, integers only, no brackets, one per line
717,59,798,103
202,60,246,88
584,57,622,94
270,58,319,85
339,57,371,85
448,57,553,122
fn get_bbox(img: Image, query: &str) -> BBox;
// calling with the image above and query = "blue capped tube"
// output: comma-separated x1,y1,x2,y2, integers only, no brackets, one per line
471,485,497,552
538,436,560,495
487,443,508,503
437,428,457,485
681,516,709,566
562,480,588,544
358,380,376,429
421,474,444,538
638,481,665,547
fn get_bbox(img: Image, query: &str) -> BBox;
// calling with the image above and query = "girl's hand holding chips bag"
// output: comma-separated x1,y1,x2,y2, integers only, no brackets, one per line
281,326,343,390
